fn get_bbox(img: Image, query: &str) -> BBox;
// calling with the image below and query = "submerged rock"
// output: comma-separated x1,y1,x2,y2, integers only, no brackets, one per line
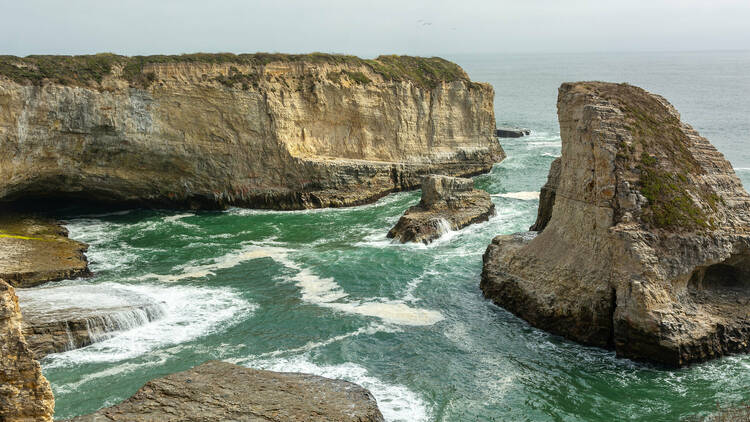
481,82,750,367
68,360,384,421
0,214,90,288
0,54,503,210
388,175,495,244
0,280,54,422
18,284,166,358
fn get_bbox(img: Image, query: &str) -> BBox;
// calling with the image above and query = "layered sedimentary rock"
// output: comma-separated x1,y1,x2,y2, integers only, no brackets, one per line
0,53,503,210
0,280,55,421
68,360,384,421
388,175,495,243
481,82,750,367
529,157,560,232
0,215,90,288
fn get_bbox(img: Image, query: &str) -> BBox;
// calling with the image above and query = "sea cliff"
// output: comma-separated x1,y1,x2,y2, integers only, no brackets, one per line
0,53,503,209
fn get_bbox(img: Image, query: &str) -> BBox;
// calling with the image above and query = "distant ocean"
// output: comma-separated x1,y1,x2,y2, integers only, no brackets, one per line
36,51,750,421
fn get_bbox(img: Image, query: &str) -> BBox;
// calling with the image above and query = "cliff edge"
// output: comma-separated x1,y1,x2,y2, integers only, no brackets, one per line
0,53,503,210
481,82,750,367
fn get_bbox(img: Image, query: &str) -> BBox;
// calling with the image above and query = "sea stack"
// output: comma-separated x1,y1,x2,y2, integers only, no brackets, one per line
67,360,384,422
481,82,750,367
0,280,55,422
0,54,503,210
388,175,495,244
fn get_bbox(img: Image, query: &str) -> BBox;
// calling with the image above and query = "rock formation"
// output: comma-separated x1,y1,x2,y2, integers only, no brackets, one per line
20,297,165,358
528,157,560,232
481,81,750,367
0,279,55,421
388,175,495,243
67,360,384,421
496,127,530,138
0,214,90,288
0,53,503,210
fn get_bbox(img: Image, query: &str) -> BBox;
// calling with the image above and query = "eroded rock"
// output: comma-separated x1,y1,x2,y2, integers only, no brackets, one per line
0,280,55,422
0,215,90,288
67,360,384,422
388,175,495,243
481,82,750,367
529,156,560,232
18,284,166,358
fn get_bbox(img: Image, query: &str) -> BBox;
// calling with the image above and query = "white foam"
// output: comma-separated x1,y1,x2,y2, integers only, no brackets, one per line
143,241,443,326
526,141,561,148
162,213,197,228
41,283,254,367
542,152,561,158
139,244,291,282
291,269,443,326
492,191,540,200
243,356,430,422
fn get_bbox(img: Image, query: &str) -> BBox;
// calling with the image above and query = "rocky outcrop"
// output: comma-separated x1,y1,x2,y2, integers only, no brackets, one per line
481,82,750,367
388,175,495,243
496,127,530,138
68,360,384,421
0,215,90,288
0,280,55,421
529,157,560,232
0,53,503,210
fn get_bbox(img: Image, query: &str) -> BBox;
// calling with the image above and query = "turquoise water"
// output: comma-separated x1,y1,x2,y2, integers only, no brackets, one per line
35,52,750,421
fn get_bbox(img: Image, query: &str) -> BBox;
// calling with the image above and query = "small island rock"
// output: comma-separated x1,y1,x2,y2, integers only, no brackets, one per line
388,175,495,244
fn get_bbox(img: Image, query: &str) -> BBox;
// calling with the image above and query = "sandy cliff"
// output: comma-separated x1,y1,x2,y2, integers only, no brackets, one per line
0,53,503,209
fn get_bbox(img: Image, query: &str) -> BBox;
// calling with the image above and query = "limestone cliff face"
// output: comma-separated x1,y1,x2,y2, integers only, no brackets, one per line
0,280,54,421
482,82,750,367
0,54,503,209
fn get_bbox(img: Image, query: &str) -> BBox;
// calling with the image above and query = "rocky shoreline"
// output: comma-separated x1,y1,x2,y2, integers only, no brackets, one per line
0,214,90,288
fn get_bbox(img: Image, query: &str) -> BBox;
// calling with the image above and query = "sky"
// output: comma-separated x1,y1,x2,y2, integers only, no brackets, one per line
2,0,750,57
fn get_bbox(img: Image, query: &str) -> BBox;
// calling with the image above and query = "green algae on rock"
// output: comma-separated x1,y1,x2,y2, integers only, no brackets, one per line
0,215,90,288
482,81,750,367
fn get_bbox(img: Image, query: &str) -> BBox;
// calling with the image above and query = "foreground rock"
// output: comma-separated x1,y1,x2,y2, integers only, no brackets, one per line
496,127,530,138
0,280,55,421
0,215,90,288
18,284,166,358
388,175,495,243
0,53,503,210
68,360,384,422
481,82,750,367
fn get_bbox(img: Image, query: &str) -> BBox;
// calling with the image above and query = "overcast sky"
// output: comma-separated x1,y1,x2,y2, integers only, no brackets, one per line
2,0,749,57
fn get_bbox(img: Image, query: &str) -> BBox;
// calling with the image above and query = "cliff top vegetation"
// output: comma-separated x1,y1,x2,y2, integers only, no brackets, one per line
0,52,469,89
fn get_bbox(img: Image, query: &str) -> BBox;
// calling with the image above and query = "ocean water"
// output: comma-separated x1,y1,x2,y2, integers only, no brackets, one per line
30,51,750,421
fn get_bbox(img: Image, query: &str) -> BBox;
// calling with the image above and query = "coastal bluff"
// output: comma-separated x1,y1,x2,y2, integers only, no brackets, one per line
481,82,750,367
0,53,503,210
